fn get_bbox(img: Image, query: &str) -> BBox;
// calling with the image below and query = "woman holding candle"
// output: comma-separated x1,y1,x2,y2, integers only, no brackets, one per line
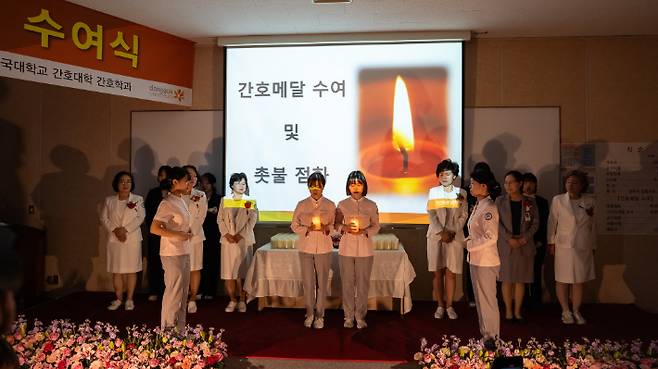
291,172,336,329
101,171,145,311
182,165,208,313
218,172,258,313
496,170,539,323
149,167,192,332
465,168,501,350
547,170,596,325
427,159,468,320
335,170,380,329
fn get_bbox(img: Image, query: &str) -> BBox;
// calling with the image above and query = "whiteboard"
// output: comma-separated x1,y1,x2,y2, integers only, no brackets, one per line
464,107,561,200
130,110,223,197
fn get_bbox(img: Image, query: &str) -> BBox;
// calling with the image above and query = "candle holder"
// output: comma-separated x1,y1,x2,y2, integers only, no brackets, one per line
360,140,445,194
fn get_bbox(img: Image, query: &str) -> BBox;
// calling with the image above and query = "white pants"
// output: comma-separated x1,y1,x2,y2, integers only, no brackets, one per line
161,255,191,332
339,255,373,322
470,264,500,339
299,251,332,318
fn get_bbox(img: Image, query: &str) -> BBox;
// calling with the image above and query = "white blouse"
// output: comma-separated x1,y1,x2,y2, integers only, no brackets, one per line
100,193,145,244
465,196,500,267
154,194,191,256
182,188,208,243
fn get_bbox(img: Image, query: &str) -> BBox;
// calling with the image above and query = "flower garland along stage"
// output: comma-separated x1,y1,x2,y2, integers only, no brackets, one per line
415,336,658,369
6,317,228,369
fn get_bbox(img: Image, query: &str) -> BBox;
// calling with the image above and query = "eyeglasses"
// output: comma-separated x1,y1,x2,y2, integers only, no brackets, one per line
119,180,132,184
308,185,323,190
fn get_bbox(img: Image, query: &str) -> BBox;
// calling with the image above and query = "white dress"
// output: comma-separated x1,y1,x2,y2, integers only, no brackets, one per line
101,193,145,273
218,195,258,279
426,186,468,273
548,193,596,283
183,189,208,271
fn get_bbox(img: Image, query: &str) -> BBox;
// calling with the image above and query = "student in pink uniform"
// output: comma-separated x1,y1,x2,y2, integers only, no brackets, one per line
335,170,380,329
291,172,336,329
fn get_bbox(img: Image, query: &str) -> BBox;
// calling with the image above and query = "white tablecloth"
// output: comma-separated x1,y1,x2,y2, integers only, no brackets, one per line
243,244,416,314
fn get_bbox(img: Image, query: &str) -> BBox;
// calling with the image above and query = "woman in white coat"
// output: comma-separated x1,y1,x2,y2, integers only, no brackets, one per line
101,171,145,311
426,159,467,320
465,168,501,350
218,172,258,313
548,170,596,325
182,165,208,314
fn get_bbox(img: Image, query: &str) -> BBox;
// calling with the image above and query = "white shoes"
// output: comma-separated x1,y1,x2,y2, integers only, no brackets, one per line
313,318,324,329
356,320,368,329
237,301,247,313
147,295,158,302
304,315,314,328
434,306,445,319
225,301,237,313
124,300,135,311
573,311,586,325
446,307,458,320
187,301,197,314
343,319,354,328
107,300,122,311
562,311,575,324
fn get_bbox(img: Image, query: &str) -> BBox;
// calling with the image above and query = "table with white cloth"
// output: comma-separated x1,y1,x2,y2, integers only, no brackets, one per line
243,244,416,314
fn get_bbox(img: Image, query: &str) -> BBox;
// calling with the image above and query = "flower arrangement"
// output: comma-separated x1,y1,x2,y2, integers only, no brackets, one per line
414,336,658,369
7,316,228,369
126,201,138,210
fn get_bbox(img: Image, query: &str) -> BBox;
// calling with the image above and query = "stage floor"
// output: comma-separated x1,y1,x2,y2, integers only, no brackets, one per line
19,292,658,361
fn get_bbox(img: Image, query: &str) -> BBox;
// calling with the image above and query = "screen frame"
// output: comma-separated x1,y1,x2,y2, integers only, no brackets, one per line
222,40,465,225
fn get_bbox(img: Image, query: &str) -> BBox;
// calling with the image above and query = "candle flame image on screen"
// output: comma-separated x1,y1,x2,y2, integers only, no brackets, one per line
391,76,415,153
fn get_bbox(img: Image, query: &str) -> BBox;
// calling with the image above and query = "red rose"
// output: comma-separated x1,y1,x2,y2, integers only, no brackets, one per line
43,341,54,353
57,360,66,369
192,195,201,202
205,355,220,366
168,357,178,365
244,201,252,209
127,201,137,209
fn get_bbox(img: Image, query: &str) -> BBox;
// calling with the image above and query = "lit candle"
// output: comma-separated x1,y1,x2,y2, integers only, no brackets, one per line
392,76,414,175
311,216,321,231
359,75,445,194
350,218,359,232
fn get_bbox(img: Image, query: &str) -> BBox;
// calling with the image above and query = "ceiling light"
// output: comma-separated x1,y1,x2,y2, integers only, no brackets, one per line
313,0,352,4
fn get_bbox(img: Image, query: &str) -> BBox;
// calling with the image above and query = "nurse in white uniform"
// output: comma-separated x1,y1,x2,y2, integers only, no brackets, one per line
101,171,144,311
465,168,501,350
548,170,596,325
426,159,467,320
182,165,208,314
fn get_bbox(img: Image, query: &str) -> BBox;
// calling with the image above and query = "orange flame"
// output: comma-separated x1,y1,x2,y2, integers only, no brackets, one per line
392,76,414,152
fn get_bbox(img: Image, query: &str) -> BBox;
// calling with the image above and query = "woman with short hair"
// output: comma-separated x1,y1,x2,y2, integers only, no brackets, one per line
218,173,258,313
101,171,145,311
335,170,380,329
548,170,596,325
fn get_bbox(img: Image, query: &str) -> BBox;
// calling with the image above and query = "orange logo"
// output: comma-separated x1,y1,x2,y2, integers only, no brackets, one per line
174,89,185,102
